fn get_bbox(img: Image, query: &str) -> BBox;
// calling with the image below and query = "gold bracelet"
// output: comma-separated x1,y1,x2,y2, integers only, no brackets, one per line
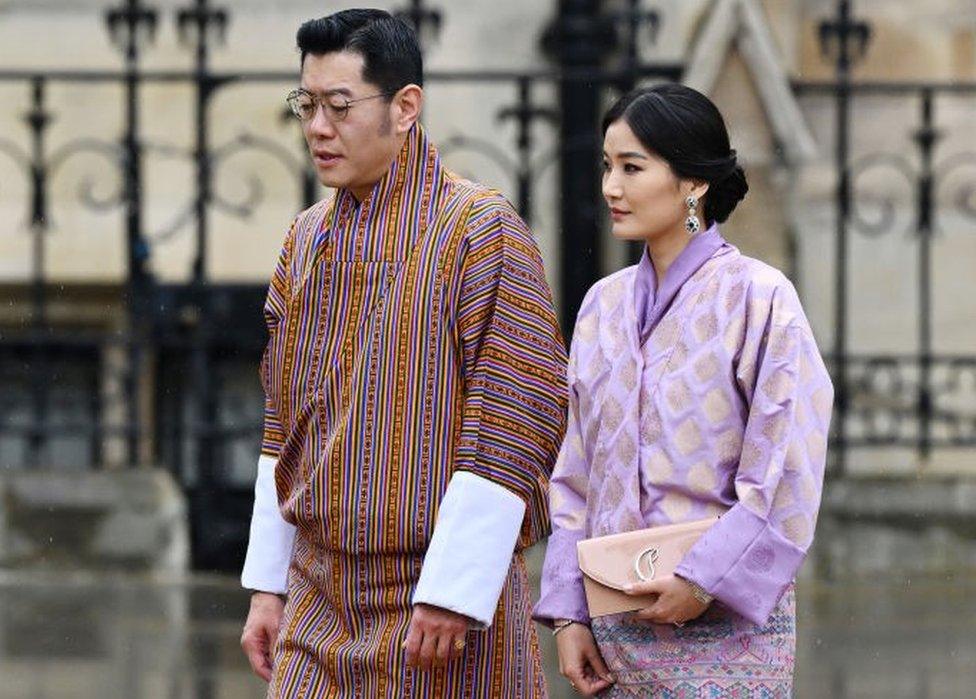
552,620,580,636
686,580,714,605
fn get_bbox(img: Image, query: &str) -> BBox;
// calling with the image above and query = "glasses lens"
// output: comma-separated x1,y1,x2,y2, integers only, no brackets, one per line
288,92,314,120
325,96,350,121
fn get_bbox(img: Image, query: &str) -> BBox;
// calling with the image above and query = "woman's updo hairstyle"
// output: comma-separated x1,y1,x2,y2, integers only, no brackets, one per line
602,83,748,225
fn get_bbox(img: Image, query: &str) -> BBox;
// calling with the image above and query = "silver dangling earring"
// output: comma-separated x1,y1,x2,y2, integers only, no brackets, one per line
685,196,701,235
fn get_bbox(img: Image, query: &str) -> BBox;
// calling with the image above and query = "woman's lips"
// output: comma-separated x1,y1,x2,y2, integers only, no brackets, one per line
610,208,629,221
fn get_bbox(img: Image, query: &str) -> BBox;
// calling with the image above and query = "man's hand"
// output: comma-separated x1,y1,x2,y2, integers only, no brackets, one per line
403,603,469,671
554,622,614,696
625,574,709,625
241,591,286,682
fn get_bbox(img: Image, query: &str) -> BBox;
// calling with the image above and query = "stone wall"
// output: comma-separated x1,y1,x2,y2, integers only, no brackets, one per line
815,477,976,578
0,468,189,572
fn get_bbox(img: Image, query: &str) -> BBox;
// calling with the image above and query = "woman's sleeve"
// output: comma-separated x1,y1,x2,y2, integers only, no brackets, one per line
533,328,592,626
675,298,834,626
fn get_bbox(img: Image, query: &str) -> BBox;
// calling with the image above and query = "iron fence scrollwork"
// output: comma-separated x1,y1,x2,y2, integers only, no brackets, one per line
2,0,976,568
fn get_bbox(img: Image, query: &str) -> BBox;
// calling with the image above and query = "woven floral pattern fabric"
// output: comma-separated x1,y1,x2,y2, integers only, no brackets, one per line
591,587,796,697
536,232,833,628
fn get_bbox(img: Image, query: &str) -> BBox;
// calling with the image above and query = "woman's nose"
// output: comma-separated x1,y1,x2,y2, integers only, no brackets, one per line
602,172,621,201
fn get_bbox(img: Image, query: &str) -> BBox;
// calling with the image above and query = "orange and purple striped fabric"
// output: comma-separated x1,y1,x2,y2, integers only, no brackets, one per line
260,125,567,697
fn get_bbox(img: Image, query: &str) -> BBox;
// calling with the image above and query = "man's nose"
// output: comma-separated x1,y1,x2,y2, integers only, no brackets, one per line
307,104,337,139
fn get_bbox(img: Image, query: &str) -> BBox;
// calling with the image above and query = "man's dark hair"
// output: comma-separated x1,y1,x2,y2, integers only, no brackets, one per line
297,9,424,94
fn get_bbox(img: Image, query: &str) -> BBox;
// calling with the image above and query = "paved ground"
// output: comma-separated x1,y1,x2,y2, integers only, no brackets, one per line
0,569,972,698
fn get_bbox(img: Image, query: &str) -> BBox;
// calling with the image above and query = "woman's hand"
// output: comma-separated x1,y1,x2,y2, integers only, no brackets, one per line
624,574,709,625
554,622,615,696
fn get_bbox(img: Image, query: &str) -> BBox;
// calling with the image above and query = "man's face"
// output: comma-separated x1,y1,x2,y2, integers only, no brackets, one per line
299,51,402,200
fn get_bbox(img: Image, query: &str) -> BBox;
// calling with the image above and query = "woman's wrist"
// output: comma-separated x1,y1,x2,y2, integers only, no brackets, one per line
552,618,585,636
676,575,714,606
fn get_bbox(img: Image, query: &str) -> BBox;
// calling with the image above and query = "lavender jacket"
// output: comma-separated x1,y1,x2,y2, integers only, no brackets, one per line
535,226,833,626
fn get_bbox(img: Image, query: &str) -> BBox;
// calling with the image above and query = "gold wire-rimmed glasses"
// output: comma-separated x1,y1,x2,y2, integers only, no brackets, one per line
285,88,395,122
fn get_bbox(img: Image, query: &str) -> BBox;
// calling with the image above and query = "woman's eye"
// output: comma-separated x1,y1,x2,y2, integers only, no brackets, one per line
623,163,641,174
601,160,611,172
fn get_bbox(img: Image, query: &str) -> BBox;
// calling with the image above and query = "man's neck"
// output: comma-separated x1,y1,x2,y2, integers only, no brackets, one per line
348,131,411,203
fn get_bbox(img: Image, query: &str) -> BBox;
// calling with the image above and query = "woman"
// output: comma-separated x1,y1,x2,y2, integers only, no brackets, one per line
534,84,833,697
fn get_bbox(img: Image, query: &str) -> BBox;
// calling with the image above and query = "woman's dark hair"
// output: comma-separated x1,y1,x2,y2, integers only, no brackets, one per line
297,10,423,95
602,84,748,225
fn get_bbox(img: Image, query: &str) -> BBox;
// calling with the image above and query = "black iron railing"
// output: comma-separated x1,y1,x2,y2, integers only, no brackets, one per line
2,0,975,568
794,71,976,467
0,0,681,568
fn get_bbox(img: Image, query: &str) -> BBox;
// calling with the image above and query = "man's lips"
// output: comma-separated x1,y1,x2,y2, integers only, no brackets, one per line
313,151,342,167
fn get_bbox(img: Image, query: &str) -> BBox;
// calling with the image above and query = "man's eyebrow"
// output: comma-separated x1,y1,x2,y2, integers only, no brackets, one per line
299,86,353,97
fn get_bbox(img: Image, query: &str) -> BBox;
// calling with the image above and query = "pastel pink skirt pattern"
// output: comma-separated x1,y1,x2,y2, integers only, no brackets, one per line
590,587,796,698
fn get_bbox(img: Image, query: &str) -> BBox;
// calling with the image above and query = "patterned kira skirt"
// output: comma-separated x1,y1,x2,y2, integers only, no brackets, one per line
589,587,795,698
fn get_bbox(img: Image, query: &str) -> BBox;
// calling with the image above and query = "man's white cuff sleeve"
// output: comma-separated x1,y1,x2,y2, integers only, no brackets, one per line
240,455,296,594
411,471,525,627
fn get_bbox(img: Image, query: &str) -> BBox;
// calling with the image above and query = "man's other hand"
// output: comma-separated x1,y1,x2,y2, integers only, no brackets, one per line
241,591,285,682
404,603,470,671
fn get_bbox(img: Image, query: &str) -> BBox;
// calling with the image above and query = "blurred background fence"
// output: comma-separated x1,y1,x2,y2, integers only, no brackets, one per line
3,0,975,569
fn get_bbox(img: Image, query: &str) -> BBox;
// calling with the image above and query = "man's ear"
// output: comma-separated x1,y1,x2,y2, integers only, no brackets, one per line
393,85,423,135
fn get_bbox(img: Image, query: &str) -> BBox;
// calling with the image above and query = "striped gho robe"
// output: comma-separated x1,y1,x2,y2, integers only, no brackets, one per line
242,124,567,697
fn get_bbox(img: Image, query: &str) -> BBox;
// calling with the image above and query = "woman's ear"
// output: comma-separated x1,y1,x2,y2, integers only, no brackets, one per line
689,179,710,202
393,84,423,135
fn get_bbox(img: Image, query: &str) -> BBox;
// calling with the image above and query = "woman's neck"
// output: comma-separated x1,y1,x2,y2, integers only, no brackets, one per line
645,224,692,288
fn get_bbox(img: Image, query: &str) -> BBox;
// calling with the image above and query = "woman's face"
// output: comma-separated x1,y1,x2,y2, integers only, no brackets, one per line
601,119,693,243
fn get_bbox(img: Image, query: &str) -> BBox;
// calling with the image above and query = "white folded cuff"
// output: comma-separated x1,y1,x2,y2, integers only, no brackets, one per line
240,455,296,594
412,471,525,628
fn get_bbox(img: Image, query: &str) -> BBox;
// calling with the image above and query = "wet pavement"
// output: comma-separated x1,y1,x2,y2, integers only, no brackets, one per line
0,570,973,698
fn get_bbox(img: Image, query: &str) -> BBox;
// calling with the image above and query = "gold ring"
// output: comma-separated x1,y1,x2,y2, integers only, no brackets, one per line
453,638,465,652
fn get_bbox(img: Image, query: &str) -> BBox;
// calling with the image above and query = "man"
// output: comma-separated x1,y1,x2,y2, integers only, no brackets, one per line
239,9,567,697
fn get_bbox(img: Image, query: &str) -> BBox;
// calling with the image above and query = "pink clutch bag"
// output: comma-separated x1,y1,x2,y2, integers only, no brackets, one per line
576,517,718,617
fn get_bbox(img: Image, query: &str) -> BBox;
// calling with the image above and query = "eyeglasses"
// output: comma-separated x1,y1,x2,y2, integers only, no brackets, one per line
285,88,395,122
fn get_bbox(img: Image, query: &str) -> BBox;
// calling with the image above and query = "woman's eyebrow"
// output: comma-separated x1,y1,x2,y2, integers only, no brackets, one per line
603,150,649,160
